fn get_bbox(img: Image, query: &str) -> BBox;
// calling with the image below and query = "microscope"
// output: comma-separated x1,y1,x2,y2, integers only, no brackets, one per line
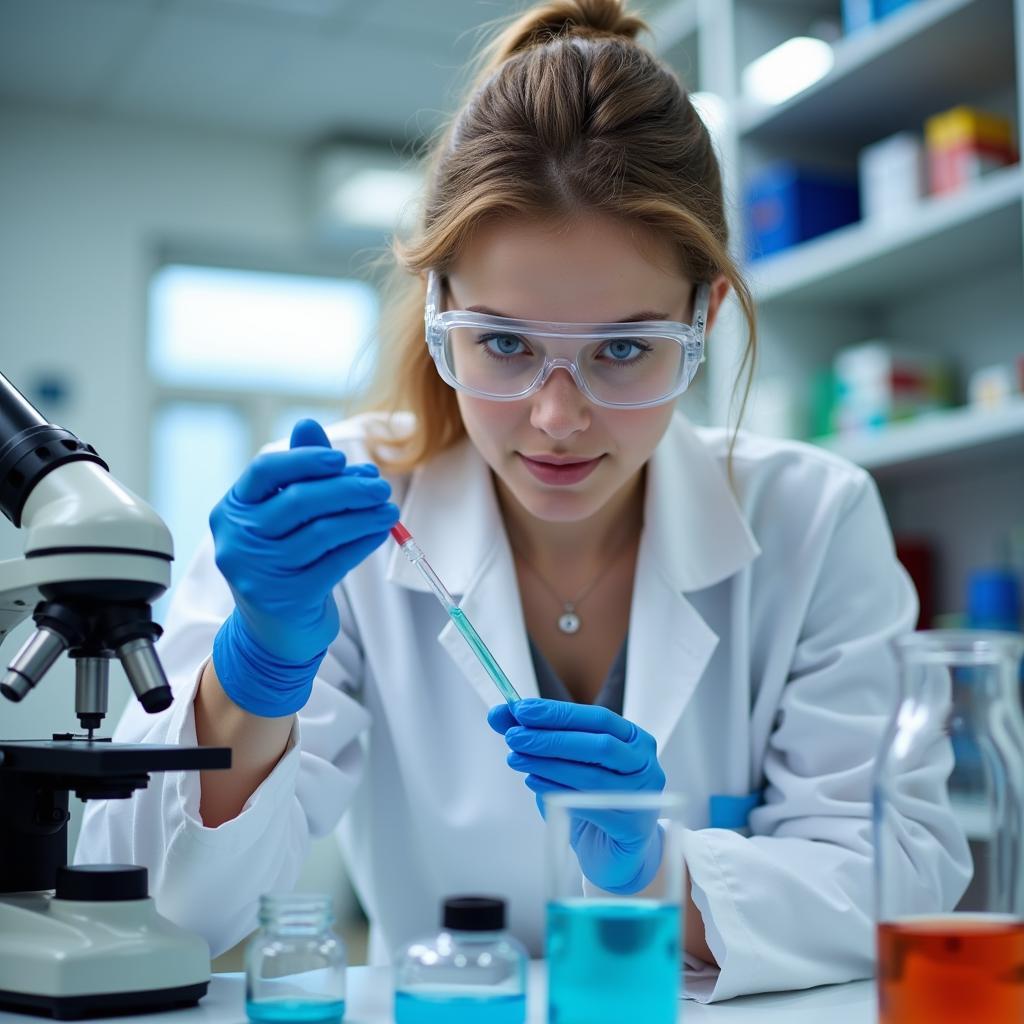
0,371,230,1019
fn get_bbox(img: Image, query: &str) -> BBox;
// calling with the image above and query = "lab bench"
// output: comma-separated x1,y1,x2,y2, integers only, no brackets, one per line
0,964,876,1023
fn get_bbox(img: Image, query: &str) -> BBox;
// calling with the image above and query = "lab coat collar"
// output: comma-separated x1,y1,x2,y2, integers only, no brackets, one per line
385,413,761,598
386,415,761,743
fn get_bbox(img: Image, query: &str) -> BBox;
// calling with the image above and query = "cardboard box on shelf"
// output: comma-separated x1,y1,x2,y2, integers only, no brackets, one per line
832,341,954,434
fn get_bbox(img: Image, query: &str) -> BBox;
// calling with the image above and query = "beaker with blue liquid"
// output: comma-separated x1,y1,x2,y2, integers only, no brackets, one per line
545,791,686,1024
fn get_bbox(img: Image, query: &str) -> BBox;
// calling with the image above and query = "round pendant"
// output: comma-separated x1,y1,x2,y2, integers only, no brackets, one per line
558,611,581,634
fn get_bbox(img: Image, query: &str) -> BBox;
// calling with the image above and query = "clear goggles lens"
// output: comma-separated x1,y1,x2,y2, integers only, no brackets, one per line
424,272,708,409
443,326,691,406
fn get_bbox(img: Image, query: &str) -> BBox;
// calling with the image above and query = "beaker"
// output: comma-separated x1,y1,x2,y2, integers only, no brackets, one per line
544,791,686,1024
874,630,1024,1023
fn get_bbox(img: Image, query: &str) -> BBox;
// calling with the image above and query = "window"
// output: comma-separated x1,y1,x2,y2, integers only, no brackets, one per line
147,264,380,621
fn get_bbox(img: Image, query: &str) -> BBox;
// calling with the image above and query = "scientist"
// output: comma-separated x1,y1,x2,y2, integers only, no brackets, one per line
77,0,970,1003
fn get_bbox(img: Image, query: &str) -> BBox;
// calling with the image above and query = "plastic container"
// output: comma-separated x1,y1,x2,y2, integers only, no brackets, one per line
858,132,927,221
744,163,860,260
245,893,346,1023
393,896,527,1024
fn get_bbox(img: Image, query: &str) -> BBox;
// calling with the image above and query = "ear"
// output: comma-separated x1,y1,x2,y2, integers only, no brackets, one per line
703,274,732,336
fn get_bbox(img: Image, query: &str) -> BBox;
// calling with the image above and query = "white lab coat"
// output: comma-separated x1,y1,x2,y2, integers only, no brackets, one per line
76,411,971,1003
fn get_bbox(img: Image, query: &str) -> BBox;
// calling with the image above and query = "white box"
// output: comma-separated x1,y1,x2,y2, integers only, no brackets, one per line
858,132,927,221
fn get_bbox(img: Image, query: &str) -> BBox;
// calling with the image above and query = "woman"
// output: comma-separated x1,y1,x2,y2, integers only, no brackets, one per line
77,0,970,1002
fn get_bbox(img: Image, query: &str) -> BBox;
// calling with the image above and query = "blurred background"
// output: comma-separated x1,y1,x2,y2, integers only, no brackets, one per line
1,0,1022,967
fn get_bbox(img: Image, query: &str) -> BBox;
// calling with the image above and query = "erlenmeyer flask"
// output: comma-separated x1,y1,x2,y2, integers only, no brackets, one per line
874,630,1024,1023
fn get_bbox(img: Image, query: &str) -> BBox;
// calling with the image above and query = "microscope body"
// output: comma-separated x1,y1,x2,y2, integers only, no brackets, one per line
0,372,231,1018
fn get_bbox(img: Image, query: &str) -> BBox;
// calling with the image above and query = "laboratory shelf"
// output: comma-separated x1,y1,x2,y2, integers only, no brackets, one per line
815,397,1024,474
747,164,1023,306
737,0,1015,154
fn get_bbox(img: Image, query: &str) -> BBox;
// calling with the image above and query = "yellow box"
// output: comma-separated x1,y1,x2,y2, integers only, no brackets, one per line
925,106,1014,150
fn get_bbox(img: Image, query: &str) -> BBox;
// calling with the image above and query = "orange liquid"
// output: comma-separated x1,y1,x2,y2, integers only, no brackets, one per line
877,916,1024,1023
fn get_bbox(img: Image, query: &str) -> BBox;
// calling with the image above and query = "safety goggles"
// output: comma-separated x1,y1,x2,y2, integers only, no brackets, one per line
424,271,709,409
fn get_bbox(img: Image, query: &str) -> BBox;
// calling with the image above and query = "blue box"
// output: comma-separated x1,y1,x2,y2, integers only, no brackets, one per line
843,0,918,34
744,164,860,261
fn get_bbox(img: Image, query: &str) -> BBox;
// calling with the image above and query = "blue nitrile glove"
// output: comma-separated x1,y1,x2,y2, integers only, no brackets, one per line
488,698,666,894
210,419,399,717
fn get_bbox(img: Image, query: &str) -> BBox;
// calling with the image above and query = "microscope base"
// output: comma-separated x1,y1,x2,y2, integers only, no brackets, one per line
0,981,207,1020
0,893,212,1020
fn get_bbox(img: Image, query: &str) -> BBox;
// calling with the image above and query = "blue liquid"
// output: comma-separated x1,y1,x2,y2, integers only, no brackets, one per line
547,900,680,1024
395,990,525,1024
246,998,345,1022
449,605,521,704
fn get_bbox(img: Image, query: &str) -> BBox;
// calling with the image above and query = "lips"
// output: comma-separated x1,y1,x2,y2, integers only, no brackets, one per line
519,453,604,486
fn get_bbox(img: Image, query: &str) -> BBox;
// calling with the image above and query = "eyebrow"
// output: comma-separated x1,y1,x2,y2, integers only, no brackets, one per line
464,304,672,323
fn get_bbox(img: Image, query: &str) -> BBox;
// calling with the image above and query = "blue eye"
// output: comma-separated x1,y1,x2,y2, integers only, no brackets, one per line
479,333,529,358
599,339,651,364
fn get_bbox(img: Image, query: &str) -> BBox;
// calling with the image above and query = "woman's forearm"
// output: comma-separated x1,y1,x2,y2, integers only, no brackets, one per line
194,659,294,827
684,881,717,966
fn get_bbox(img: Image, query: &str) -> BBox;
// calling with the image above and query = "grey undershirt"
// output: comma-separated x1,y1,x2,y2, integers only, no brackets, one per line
528,633,628,715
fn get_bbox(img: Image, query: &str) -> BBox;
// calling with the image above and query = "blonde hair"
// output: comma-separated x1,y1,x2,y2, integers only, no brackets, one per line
361,0,757,474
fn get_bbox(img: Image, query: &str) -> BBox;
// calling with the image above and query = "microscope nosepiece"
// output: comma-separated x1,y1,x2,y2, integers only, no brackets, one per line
116,637,173,713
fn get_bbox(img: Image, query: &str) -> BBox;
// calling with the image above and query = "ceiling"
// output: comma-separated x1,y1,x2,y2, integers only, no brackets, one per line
0,0,684,149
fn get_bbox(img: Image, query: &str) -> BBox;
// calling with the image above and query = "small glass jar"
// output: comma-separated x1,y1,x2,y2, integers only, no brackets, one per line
393,896,527,1024
245,893,346,1023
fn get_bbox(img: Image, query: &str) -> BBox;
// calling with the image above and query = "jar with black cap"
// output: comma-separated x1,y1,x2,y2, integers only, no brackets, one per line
394,895,527,1023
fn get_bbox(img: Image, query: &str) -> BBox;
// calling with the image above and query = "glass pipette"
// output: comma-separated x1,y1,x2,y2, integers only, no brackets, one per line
390,522,522,705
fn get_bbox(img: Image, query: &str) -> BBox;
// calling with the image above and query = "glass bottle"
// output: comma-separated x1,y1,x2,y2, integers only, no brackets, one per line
245,893,346,1023
393,896,527,1024
874,630,1024,1024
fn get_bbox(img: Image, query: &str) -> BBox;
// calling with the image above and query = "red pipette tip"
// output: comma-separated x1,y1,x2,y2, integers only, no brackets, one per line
390,522,412,545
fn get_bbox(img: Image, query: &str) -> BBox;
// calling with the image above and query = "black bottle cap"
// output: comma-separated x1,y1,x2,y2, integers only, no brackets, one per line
56,864,148,902
442,896,506,931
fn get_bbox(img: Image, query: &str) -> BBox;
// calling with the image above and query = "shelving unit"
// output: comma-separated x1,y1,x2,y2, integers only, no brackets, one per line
652,0,1024,615
749,163,1023,305
817,396,1024,475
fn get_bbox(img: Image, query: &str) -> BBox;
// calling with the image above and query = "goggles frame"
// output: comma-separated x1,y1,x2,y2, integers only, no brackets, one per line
423,270,709,409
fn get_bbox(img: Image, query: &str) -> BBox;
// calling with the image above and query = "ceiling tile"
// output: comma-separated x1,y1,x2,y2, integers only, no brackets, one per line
0,0,161,107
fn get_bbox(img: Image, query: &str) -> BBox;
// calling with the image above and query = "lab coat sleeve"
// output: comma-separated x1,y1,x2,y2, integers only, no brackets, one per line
682,471,972,1003
74,533,372,957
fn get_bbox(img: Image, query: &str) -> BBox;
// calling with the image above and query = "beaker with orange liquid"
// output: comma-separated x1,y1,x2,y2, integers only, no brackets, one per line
874,631,1024,1024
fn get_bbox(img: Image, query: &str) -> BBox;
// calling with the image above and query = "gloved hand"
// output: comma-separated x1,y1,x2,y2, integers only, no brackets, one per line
488,698,666,894
210,419,399,717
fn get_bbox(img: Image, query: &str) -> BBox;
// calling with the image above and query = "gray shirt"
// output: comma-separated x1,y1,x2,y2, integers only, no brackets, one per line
528,634,628,714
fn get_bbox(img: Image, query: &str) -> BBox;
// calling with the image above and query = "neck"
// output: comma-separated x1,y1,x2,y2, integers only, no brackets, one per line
496,469,646,579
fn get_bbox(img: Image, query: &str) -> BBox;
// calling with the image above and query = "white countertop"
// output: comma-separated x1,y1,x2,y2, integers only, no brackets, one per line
0,964,877,1023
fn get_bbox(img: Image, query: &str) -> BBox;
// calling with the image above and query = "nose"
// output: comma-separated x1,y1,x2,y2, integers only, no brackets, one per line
529,366,591,439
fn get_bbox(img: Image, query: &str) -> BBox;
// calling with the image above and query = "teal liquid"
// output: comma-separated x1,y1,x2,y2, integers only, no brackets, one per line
547,900,680,1024
395,991,525,1024
449,606,521,704
246,998,345,1023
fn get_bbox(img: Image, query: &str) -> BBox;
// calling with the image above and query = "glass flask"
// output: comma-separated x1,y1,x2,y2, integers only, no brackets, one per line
245,893,346,1023
874,630,1024,1024
545,791,686,1024
393,896,527,1024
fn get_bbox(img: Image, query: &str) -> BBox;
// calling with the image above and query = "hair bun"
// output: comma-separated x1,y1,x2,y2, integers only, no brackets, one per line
489,0,647,63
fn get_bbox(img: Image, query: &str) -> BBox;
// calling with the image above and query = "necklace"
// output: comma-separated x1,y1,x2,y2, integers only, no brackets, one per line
512,541,630,635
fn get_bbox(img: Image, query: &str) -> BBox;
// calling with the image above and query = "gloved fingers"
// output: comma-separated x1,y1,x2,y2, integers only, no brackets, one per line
505,726,648,773
522,774,575,819
289,418,332,450
233,447,347,504
270,504,400,571
506,752,648,792
301,528,395,592
512,698,636,742
253,474,393,538
487,703,520,735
